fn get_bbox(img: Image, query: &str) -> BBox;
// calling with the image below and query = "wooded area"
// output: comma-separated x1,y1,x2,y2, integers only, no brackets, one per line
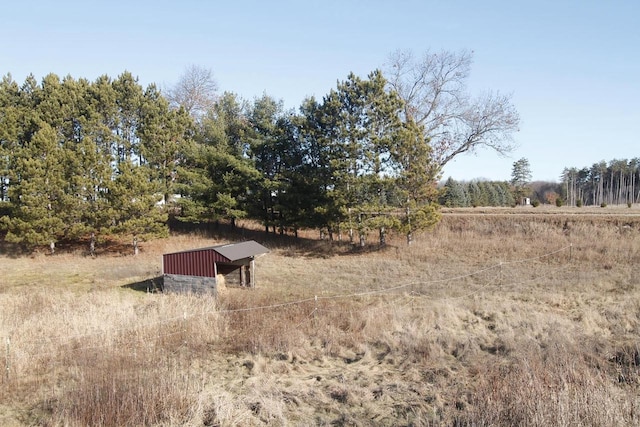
438,158,640,209
562,160,640,207
1,54,632,251
0,70,444,249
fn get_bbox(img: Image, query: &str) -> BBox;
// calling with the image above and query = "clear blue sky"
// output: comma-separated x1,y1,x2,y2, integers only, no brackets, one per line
2,0,638,182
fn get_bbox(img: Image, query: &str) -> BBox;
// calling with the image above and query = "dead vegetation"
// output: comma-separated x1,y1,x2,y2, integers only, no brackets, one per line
1,208,640,426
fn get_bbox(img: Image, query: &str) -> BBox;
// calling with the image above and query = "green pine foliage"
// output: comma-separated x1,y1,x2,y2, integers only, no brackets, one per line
139,84,192,207
511,157,532,204
108,159,168,238
438,178,515,207
440,177,469,207
0,73,182,248
4,123,67,246
176,91,260,226
0,67,448,249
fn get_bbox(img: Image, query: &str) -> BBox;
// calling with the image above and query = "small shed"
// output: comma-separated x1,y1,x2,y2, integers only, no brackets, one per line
162,240,269,294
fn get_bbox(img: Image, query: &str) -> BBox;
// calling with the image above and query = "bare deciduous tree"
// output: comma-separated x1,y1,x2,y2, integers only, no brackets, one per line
166,65,218,118
385,49,520,168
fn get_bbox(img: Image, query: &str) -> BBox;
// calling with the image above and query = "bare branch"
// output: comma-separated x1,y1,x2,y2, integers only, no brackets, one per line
385,49,520,168
166,65,218,118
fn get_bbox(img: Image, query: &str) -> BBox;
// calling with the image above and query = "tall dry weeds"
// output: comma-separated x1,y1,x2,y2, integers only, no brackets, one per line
1,210,640,425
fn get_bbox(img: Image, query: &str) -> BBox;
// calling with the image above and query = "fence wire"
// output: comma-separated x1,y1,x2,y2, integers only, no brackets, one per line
2,244,573,378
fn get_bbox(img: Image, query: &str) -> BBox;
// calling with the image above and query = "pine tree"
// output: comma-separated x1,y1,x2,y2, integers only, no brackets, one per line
511,158,532,204
318,71,407,241
4,122,67,248
107,73,171,239
176,92,259,226
440,177,468,207
108,159,167,239
390,119,441,244
139,84,192,208
246,94,286,233
0,74,22,205
290,97,334,234
288,71,441,244
112,72,143,163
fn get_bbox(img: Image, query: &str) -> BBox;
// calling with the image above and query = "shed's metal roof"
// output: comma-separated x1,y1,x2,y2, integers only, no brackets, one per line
164,240,269,262
212,240,269,261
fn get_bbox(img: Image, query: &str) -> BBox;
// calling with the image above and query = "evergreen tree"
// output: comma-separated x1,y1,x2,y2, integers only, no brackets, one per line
267,113,310,235
108,159,167,239
511,157,532,204
495,181,515,206
66,125,113,237
3,123,67,248
213,91,249,158
290,71,442,244
112,72,143,163
246,94,287,233
1,67,448,249
176,92,259,226
440,177,468,207
318,71,409,242
56,76,111,238
467,181,482,207
390,119,441,244
291,97,334,233
0,74,22,204
1,72,175,247
139,84,192,208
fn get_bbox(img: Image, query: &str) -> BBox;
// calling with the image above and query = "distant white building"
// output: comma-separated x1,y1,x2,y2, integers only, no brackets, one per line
156,194,182,206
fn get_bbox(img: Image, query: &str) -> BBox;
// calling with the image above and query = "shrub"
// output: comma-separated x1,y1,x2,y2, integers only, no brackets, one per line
555,198,563,207
601,202,607,208
531,200,540,207
576,199,583,208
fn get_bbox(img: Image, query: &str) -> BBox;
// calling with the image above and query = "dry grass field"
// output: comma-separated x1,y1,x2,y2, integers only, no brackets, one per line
1,205,640,426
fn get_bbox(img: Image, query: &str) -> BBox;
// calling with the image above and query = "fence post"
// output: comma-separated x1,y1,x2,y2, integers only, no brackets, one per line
5,337,10,381
183,311,188,342
569,243,573,262
314,296,318,326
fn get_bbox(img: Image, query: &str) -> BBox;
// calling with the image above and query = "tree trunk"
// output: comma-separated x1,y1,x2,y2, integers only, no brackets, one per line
89,233,96,257
406,205,413,245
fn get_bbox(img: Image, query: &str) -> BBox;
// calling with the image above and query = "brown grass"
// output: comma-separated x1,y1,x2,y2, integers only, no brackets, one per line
1,207,640,425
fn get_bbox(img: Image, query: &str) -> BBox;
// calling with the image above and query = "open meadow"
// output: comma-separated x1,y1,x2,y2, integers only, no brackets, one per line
1,206,640,426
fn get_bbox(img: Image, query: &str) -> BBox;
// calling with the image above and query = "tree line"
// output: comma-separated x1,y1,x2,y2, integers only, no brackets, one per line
439,178,515,207
0,72,187,249
441,156,640,209
562,159,640,207
0,50,521,250
0,71,437,249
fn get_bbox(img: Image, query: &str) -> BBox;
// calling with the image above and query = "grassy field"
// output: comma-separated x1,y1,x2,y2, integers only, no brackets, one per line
1,206,639,426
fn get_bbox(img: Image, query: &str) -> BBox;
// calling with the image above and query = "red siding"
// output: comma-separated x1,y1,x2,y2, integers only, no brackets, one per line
163,249,231,277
